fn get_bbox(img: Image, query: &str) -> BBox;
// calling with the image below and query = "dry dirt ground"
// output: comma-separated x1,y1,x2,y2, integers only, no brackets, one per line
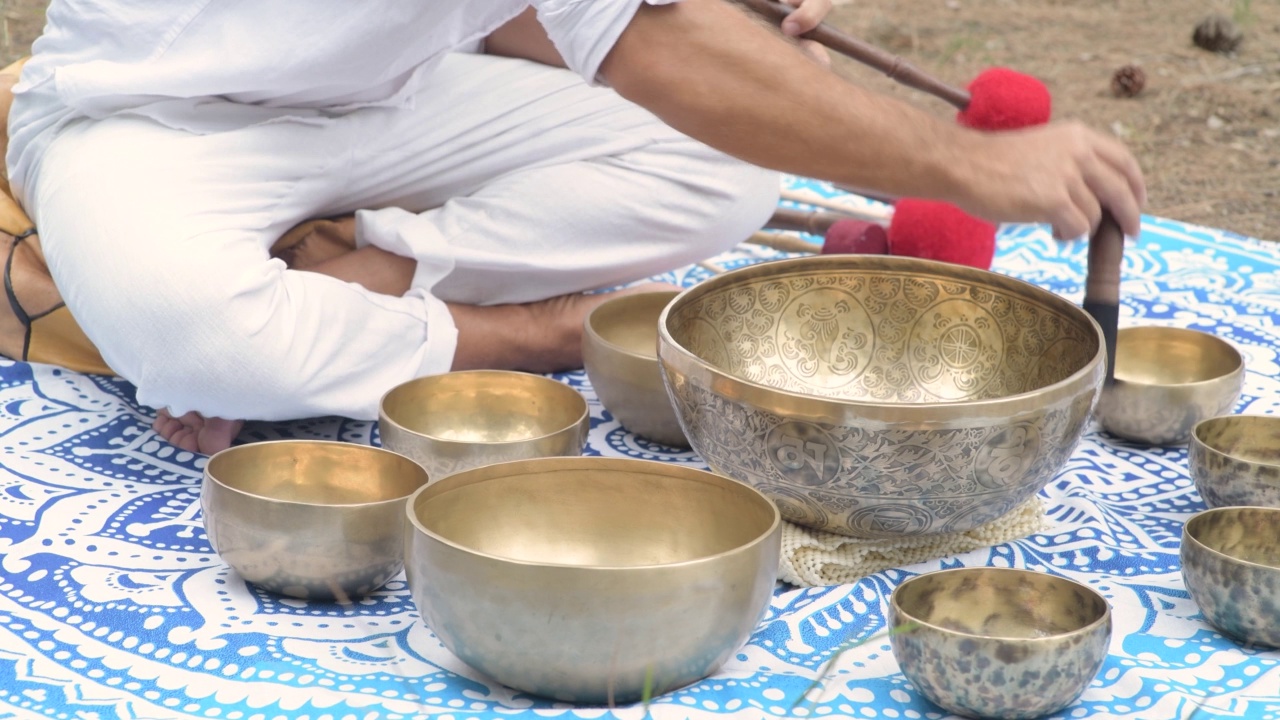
3,0,1277,239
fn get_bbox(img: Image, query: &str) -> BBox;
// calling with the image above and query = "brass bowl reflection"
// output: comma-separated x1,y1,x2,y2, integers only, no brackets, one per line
1190,415,1280,508
379,370,589,480
583,290,689,448
1181,506,1280,648
1096,326,1244,446
890,567,1111,720
404,457,780,703
202,440,430,601
658,255,1104,538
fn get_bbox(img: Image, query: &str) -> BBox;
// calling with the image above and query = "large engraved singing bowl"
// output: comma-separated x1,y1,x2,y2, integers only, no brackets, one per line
583,290,689,448
202,440,430,602
380,370,589,481
405,457,781,704
658,255,1105,538
890,567,1111,720
1181,506,1280,649
1096,326,1244,446
1190,415,1280,509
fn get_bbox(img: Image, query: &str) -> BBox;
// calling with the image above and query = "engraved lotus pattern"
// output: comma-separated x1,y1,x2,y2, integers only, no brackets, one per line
661,261,1104,538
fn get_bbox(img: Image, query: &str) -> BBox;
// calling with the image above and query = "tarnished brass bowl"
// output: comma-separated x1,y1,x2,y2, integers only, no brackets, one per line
658,255,1104,537
1190,415,1280,508
890,567,1111,720
202,440,430,601
1096,326,1244,446
583,290,689,448
380,370,589,480
1181,506,1280,648
405,457,781,703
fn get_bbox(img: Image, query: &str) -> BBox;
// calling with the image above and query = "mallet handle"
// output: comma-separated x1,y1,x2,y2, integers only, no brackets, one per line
737,0,971,110
1083,212,1125,383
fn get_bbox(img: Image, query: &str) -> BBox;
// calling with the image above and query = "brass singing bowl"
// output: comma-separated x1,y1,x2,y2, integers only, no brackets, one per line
379,370,589,480
583,290,689,448
404,457,781,703
658,255,1104,538
890,567,1112,720
1181,506,1280,648
1096,326,1244,446
202,440,430,601
1190,415,1280,508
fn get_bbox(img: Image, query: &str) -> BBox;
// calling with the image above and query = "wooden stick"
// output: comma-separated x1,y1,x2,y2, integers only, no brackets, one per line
778,189,894,222
746,231,821,254
736,0,971,110
1083,213,1124,384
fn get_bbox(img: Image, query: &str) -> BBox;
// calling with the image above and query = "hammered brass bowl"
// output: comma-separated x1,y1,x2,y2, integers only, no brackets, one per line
1181,506,1280,648
583,290,689,447
1096,326,1244,446
1190,415,1280,508
379,370,589,480
658,255,1104,538
202,440,430,601
890,567,1112,720
404,457,780,703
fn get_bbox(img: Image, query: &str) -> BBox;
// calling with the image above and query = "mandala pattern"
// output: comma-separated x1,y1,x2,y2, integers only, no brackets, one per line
1,178,1279,719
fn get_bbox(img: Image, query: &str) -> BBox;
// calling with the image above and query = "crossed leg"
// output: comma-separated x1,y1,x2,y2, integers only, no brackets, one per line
151,245,680,453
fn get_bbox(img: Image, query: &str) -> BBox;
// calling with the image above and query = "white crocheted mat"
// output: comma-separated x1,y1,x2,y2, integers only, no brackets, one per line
779,498,1049,587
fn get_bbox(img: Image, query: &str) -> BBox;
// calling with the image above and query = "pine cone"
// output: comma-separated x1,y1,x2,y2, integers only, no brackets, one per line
1110,65,1146,98
1193,13,1243,53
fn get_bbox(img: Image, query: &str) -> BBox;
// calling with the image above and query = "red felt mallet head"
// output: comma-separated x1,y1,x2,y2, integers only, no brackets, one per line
956,67,1052,131
887,199,997,270
823,220,889,256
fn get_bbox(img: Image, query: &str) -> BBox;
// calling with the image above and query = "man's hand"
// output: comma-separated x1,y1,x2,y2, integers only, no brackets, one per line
602,0,1146,240
779,0,834,66
959,122,1146,239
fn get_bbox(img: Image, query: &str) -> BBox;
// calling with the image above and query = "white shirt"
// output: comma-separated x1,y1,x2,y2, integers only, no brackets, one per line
7,0,675,203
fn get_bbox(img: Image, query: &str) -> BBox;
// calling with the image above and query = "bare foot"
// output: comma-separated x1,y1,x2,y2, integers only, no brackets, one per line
152,408,245,455
449,282,682,374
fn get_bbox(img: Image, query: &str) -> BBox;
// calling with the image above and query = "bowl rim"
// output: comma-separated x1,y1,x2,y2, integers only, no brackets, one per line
1183,506,1280,571
203,439,429,508
584,289,682,362
657,255,1106,420
1191,414,1280,471
404,457,781,571
890,566,1112,642
378,369,589,446
1110,325,1245,390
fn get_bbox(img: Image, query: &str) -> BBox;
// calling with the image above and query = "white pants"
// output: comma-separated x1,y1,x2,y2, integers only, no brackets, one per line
27,53,779,421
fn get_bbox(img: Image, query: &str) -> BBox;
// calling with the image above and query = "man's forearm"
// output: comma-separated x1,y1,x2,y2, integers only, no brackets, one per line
600,0,974,205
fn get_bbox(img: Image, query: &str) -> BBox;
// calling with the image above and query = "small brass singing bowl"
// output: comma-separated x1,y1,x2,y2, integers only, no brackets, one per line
890,567,1112,720
1096,326,1244,446
405,457,781,704
379,370,589,480
659,255,1106,538
1190,415,1280,509
202,440,430,602
1181,506,1280,648
583,290,689,448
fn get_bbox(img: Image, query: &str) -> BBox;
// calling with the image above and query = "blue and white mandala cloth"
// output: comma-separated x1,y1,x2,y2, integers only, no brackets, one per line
1,177,1278,719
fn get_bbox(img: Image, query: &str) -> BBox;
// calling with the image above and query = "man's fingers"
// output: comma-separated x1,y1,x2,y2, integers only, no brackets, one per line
781,0,833,36
800,39,832,66
1093,133,1148,211
1083,159,1143,238
1067,178,1102,239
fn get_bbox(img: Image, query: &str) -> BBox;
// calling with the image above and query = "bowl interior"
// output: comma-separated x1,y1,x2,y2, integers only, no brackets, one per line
207,441,427,505
411,461,777,567
1116,327,1242,385
587,291,677,359
665,257,1098,403
894,568,1108,639
1186,507,1280,569
1195,415,1280,467
382,372,585,443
